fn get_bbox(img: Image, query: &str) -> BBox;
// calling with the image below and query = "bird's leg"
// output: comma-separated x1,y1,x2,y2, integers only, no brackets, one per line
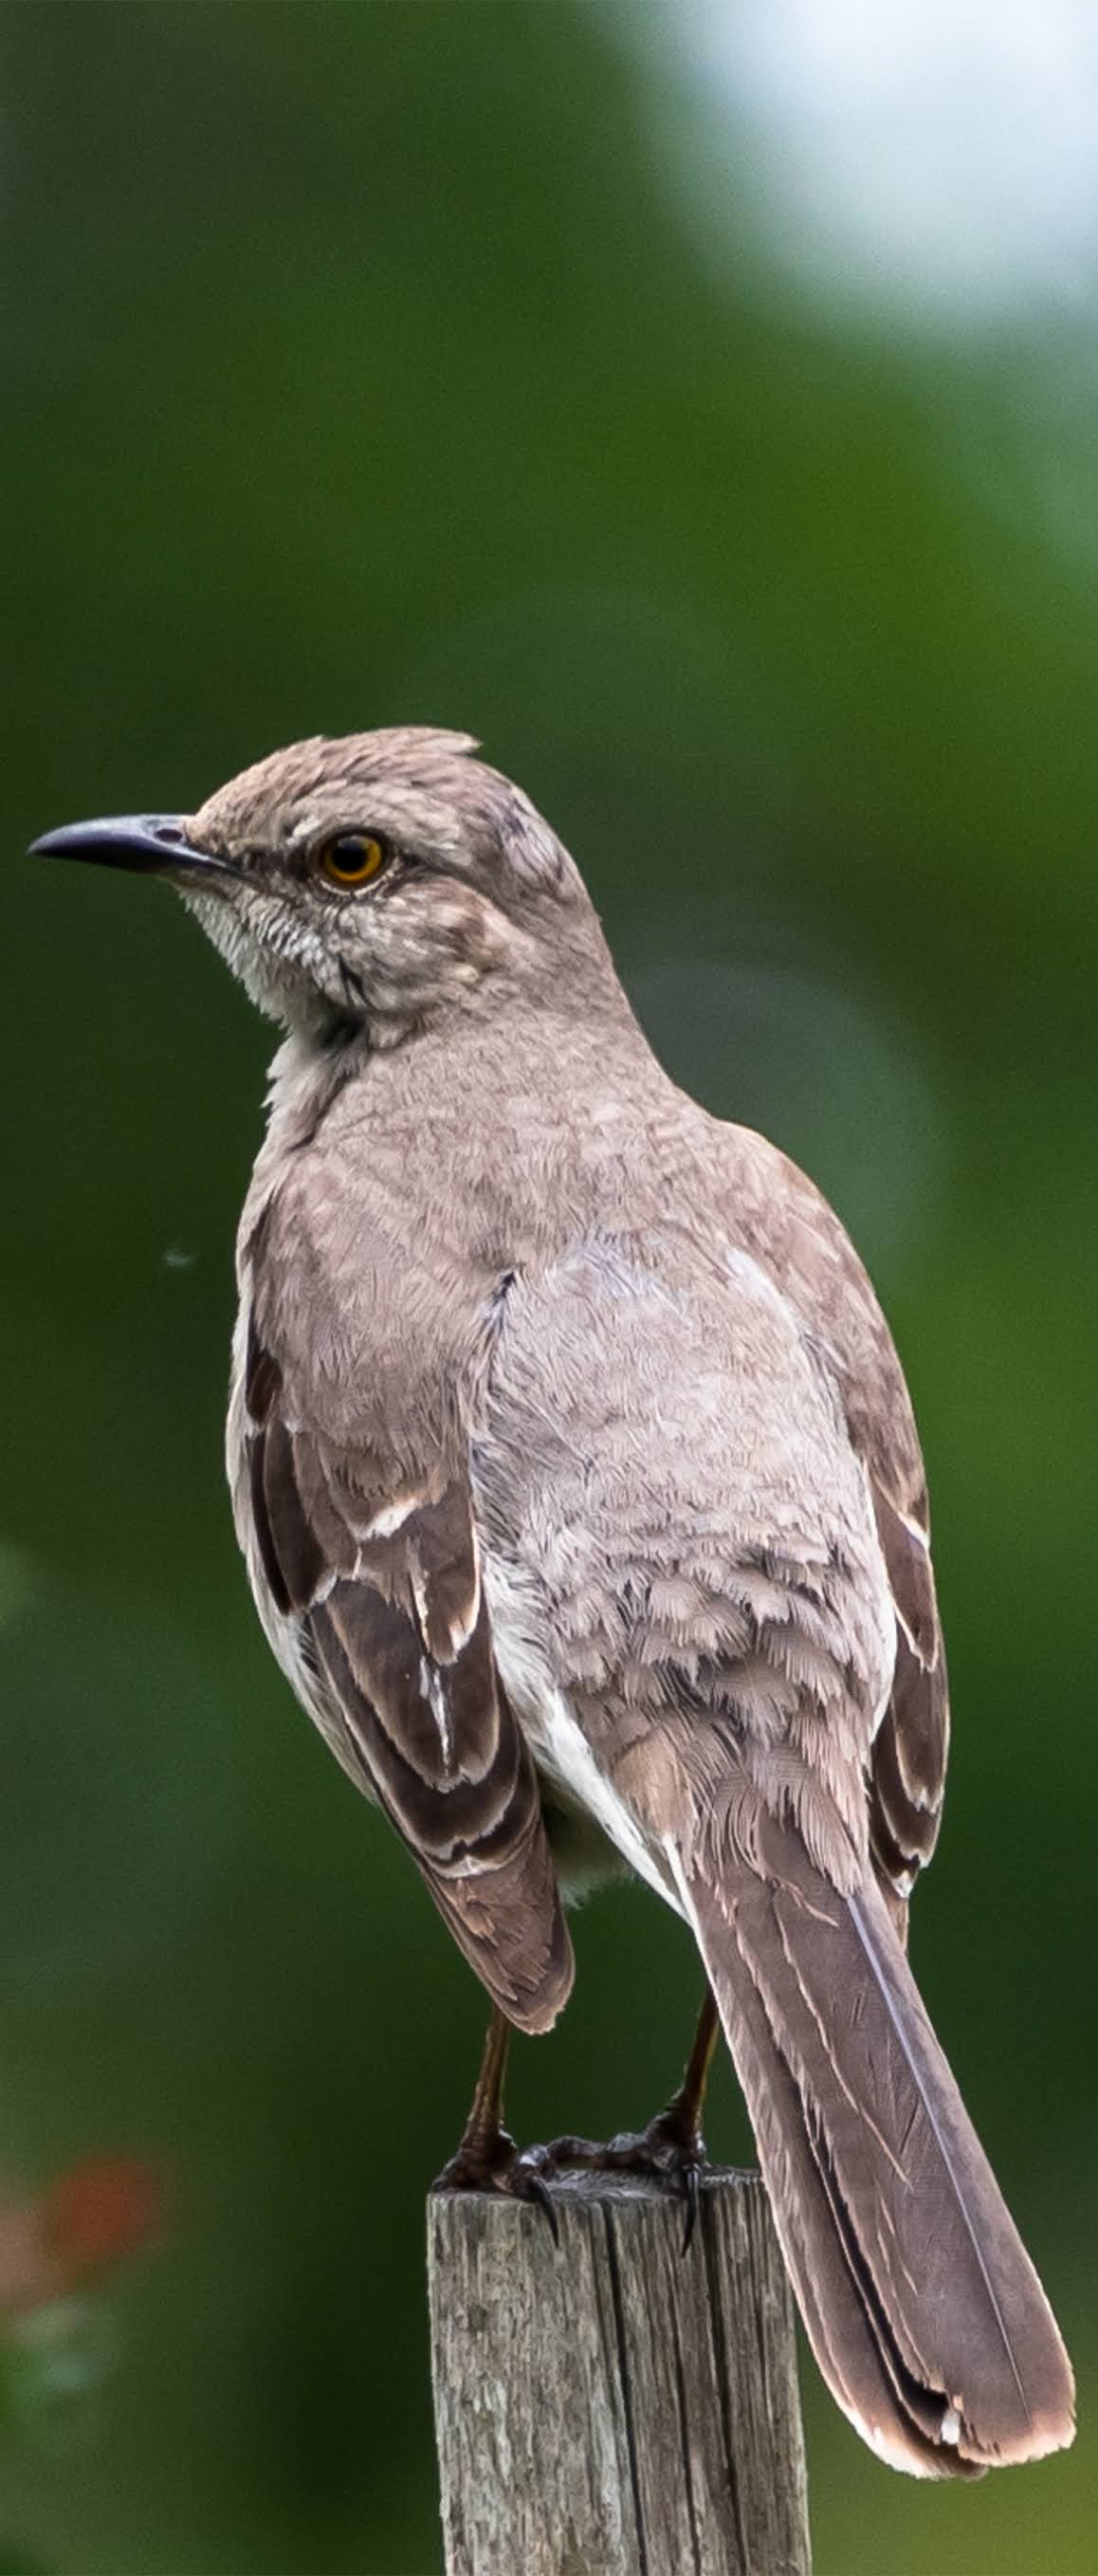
432,2008,558,2241
433,1990,722,2252
665,1981,722,2160
444,2004,511,2174
630,1984,721,2250
543,1987,721,2251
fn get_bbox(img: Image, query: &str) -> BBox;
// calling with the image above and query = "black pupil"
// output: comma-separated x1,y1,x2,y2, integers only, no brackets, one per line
334,837,373,873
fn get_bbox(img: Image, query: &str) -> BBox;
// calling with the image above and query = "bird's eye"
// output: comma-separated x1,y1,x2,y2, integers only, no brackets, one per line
316,832,389,888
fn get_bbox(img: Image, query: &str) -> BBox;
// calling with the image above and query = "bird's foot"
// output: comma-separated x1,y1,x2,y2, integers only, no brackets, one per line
433,2097,710,2255
432,2127,560,2245
540,2094,711,2253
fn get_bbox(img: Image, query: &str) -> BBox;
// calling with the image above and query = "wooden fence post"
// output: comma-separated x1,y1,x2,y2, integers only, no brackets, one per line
428,2166,812,2576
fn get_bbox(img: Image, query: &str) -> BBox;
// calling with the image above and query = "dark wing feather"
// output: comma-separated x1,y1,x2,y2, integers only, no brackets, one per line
245,1330,572,2034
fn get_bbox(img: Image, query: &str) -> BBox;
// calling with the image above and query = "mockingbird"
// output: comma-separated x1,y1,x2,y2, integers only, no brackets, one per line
32,728,1073,2478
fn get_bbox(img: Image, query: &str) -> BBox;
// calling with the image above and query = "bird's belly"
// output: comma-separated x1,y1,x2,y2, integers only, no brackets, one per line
539,1787,631,1907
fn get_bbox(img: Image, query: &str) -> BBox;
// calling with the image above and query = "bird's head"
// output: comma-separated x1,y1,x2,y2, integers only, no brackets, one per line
31,728,604,1042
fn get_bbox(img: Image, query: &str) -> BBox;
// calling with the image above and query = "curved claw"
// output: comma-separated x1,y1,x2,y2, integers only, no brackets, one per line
680,2157,702,2257
432,2129,561,2246
522,2167,560,2248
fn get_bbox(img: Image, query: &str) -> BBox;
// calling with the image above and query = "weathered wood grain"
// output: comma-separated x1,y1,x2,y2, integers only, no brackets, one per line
429,2167,811,2576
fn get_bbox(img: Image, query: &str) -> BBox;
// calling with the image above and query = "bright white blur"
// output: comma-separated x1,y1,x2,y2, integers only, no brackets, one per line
622,0,1098,325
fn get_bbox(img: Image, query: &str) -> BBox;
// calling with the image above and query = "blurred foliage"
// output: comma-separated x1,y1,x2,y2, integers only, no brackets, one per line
1,4,1095,2570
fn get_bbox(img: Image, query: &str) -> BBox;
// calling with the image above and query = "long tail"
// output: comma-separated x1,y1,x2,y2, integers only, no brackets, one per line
673,1807,1074,2477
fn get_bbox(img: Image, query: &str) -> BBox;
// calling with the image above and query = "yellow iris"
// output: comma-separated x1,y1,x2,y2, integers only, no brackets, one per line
317,833,388,888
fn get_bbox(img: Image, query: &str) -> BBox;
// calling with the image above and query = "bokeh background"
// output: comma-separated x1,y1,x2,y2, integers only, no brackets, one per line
2,4,1096,2569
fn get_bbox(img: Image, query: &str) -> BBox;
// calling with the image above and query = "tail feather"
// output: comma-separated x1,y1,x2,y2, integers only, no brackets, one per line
676,1811,1074,2477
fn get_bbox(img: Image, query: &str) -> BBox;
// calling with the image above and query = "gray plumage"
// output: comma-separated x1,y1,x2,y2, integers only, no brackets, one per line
32,727,1073,2478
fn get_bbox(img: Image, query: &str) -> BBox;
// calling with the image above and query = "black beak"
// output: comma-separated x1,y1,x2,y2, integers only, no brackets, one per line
27,814,234,877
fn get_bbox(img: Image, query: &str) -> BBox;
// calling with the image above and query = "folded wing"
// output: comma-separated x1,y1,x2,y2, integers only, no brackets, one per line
242,1320,572,2034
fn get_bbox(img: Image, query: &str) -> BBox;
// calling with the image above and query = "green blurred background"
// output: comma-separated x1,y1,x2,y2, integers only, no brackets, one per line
2,4,1095,2569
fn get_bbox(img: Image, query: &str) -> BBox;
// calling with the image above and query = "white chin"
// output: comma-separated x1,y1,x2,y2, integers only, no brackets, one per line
175,884,324,1029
